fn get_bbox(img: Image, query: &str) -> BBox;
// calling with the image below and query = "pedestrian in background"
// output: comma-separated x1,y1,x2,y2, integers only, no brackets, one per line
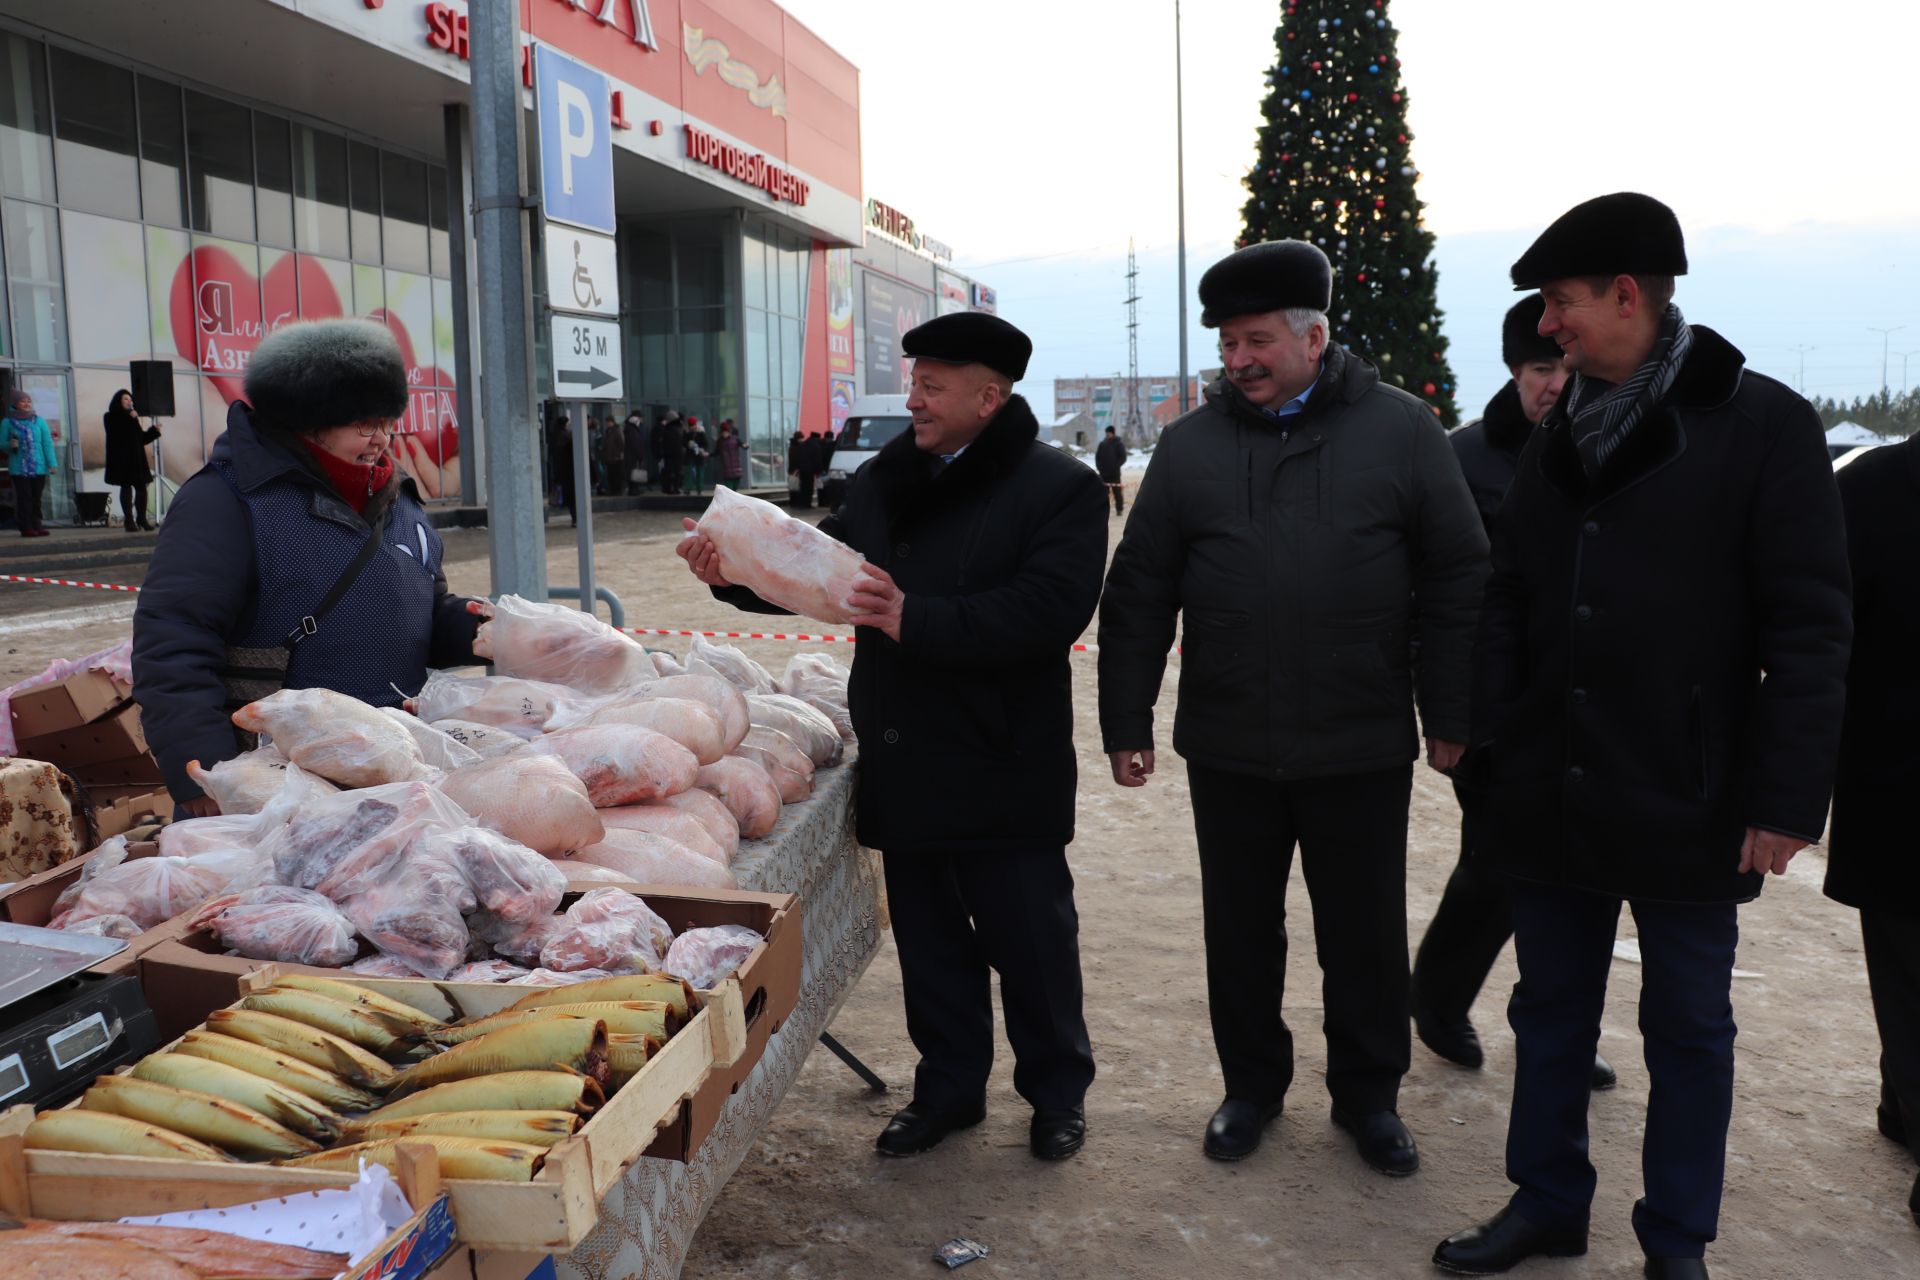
1408,296,1616,1093
1100,239,1487,1176
601,409,626,496
660,411,686,495
1094,424,1127,514
548,412,576,527
717,418,744,489
584,415,605,495
1434,193,1852,1280
787,430,805,505
4,388,57,538
1825,430,1920,1231
624,409,647,492
103,388,161,533
684,416,710,494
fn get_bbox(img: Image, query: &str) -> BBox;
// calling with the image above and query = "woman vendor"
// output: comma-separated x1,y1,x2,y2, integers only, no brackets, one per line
132,319,483,816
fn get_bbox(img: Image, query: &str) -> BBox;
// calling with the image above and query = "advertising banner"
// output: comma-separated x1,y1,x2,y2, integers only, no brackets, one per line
861,272,931,396
935,269,968,317
826,249,854,377
829,375,855,436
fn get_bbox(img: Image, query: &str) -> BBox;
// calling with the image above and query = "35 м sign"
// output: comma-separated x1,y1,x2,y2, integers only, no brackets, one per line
550,314,624,399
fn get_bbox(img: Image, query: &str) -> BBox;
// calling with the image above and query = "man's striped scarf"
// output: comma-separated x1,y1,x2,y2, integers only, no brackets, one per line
1563,304,1693,478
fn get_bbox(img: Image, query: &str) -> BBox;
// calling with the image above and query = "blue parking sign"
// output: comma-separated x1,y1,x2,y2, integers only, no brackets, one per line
535,45,615,235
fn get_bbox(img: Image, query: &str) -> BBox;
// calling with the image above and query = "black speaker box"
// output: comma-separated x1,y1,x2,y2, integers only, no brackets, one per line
130,360,175,417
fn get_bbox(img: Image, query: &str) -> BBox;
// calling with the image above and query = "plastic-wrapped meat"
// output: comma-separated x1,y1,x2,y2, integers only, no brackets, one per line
663,924,764,989
684,634,777,694
346,954,426,978
552,861,638,886
409,671,575,738
507,967,618,987
208,885,360,967
538,887,675,973
581,697,727,765
648,650,687,677
448,959,531,983
522,724,699,807
693,486,866,625
185,746,339,816
732,726,815,803
437,753,604,855
693,758,782,840
232,687,431,787
745,694,843,767
340,846,473,980
422,826,566,926
630,674,750,750
656,789,741,861
599,804,729,864
428,719,527,760
155,815,258,858
263,781,470,900
470,909,563,966
470,594,655,694
50,856,231,931
780,653,854,741
560,832,737,890
57,913,142,940
378,707,482,770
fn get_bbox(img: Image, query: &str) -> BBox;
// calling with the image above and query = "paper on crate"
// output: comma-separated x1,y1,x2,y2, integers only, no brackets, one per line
117,1160,416,1267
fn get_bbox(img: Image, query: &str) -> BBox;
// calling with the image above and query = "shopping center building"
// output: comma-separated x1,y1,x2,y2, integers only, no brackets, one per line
0,0,995,515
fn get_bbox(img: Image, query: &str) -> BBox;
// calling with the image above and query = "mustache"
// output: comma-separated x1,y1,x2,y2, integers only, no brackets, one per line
1231,364,1271,382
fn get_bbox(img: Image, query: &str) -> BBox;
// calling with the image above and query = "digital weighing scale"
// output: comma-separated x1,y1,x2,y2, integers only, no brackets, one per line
0,922,159,1108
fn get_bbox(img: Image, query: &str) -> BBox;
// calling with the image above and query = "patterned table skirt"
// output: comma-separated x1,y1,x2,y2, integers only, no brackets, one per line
555,752,880,1280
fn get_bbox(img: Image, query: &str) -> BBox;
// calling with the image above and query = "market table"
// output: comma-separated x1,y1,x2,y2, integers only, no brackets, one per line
553,751,880,1279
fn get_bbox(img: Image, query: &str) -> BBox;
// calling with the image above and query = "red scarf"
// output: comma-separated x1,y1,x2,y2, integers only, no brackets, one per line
301,439,394,515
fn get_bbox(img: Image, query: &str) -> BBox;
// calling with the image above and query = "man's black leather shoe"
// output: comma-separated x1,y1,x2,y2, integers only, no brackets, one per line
1591,1053,1618,1091
1202,1097,1282,1161
1879,1100,1909,1146
1433,1205,1588,1275
1029,1108,1086,1161
874,1101,984,1157
1332,1106,1419,1176
1414,1009,1485,1069
1643,1258,1709,1279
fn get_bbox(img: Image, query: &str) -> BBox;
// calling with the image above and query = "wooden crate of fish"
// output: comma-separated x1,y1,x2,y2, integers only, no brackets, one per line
1,970,749,1251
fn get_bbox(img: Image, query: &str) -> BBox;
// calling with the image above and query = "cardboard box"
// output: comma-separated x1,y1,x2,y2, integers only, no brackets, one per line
88,785,172,840
0,840,174,976
8,669,131,739
641,887,802,1161
15,701,147,768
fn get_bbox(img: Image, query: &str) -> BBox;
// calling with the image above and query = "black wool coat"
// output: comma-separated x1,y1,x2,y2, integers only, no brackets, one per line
1449,380,1534,535
104,408,162,486
1098,342,1489,780
717,395,1107,854
1470,327,1852,904
1825,434,1920,916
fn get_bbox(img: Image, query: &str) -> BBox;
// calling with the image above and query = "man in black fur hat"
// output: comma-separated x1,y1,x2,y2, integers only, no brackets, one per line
1098,239,1488,1175
1432,194,1852,1280
678,311,1107,1163
1409,297,1617,1092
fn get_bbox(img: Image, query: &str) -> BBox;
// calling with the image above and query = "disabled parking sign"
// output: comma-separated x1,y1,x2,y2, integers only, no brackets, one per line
535,45,615,235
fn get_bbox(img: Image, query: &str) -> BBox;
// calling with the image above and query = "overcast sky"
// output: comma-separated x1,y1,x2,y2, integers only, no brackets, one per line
781,0,1920,415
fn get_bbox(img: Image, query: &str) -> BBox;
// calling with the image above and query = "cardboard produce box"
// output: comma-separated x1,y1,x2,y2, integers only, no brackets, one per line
8,668,131,739
0,839,179,975
87,784,172,840
15,701,165,788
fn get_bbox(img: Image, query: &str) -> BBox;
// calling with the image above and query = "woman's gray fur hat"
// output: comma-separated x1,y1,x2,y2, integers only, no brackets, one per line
244,319,409,433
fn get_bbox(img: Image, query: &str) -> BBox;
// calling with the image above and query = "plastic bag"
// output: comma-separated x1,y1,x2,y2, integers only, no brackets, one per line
469,909,563,966
209,885,360,967
448,959,531,983
599,804,730,864
566,673,748,751
471,594,654,695
732,726,815,804
260,779,471,901
663,924,764,989
186,745,339,816
693,757,782,840
428,718,528,760
339,840,475,980
538,887,675,973
59,913,142,940
233,687,432,788
420,826,566,927
155,815,260,859
780,653,854,740
408,671,575,738
684,634,777,695
522,723,699,808
345,953,426,978
647,650,687,678
560,832,738,890
658,787,742,857
745,693,843,767
506,967,619,987
50,855,231,931
437,752,604,855
691,487,866,625
378,707,482,771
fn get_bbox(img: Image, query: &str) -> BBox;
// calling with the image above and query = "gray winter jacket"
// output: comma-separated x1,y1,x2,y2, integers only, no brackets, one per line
1097,342,1488,780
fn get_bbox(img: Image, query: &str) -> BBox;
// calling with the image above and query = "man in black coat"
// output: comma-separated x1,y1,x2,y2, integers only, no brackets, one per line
678,312,1107,1163
1433,194,1853,1280
1410,297,1616,1092
1826,432,1920,1229
1099,240,1489,1175
1094,425,1127,513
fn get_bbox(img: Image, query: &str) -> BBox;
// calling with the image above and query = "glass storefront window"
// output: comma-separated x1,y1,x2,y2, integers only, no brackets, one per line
741,229,766,311
49,49,138,220
677,222,724,308
348,141,380,263
381,151,428,272
186,90,253,240
254,113,294,247
427,165,449,276
292,125,349,258
4,199,67,362
137,76,185,227
0,34,55,202
631,226,670,310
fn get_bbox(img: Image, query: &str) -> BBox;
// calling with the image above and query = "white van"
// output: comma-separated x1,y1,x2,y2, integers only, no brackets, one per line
821,394,910,508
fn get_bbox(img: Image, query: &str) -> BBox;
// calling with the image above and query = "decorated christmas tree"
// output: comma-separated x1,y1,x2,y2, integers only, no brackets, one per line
1239,0,1460,425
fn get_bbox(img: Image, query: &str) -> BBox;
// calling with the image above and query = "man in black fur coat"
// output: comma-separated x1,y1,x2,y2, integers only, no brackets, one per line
678,312,1108,1163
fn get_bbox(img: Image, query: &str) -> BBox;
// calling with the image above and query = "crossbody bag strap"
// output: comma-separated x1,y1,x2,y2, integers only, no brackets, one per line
281,520,384,652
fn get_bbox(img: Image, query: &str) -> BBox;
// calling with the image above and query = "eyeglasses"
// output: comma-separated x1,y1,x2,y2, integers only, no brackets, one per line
349,422,397,438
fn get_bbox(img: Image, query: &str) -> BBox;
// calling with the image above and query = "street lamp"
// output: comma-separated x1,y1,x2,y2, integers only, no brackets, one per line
1867,325,1906,392
1897,350,1918,394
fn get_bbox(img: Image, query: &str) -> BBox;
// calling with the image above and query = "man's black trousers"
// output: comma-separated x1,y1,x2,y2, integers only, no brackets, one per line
1188,761,1414,1113
881,846,1095,1114
1410,780,1514,1021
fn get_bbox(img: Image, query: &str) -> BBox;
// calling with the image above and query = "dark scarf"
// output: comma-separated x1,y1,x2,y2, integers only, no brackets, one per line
1562,304,1693,477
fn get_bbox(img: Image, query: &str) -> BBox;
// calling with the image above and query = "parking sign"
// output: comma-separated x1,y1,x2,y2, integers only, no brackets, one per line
535,45,615,235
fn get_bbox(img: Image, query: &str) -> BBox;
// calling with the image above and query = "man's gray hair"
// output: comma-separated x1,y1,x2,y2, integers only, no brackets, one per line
1282,308,1329,339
